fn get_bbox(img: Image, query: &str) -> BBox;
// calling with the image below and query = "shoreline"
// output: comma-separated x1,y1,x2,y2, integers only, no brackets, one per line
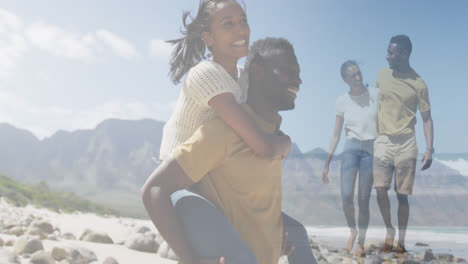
307,225,468,261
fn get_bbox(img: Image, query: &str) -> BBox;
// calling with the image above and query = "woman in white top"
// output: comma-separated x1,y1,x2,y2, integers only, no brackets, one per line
322,60,379,256
159,1,291,161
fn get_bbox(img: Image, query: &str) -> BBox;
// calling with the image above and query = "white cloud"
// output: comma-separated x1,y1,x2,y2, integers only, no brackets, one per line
0,91,174,139
0,8,22,32
25,23,139,61
96,29,138,59
25,22,97,61
0,9,28,79
149,39,172,60
0,32,28,79
0,8,139,75
35,70,55,83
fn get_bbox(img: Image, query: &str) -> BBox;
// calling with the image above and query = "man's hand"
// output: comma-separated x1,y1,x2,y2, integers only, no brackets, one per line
421,150,433,170
199,257,225,264
420,110,434,171
180,257,225,264
281,231,295,256
321,167,330,184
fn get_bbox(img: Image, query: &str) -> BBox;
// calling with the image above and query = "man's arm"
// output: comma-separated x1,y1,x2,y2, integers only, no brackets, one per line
420,110,434,170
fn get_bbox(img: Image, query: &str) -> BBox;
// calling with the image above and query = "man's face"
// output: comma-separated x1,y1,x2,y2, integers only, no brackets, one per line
261,50,302,111
386,43,407,70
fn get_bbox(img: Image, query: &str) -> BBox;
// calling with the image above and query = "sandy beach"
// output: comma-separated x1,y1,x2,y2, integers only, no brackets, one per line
0,198,177,264
1,198,467,264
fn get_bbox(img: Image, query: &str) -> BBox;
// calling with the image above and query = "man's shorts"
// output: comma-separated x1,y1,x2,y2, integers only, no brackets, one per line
373,133,418,195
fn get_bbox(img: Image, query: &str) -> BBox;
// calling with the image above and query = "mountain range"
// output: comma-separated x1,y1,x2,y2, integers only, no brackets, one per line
1,120,467,226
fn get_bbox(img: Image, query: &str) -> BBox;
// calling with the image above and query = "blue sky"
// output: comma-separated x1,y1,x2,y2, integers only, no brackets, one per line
0,0,467,153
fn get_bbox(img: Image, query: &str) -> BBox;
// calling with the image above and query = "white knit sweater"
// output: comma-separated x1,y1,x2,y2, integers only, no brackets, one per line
159,60,248,161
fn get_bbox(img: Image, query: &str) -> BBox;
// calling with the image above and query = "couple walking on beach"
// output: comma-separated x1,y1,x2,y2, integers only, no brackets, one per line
322,35,434,257
142,0,317,263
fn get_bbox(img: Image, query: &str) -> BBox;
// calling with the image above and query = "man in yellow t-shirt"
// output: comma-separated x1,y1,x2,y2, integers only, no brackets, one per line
141,38,317,264
374,35,435,255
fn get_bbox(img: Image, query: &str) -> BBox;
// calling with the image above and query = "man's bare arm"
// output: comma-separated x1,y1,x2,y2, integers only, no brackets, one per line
420,110,434,170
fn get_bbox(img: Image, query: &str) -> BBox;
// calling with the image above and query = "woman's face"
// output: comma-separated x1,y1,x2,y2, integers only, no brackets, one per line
203,1,250,62
344,65,363,88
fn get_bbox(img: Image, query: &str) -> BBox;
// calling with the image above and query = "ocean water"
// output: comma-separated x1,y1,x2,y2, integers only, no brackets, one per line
433,153,468,177
434,153,468,161
306,226,468,260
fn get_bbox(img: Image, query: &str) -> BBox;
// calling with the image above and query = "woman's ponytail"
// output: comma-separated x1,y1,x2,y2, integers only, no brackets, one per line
167,4,211,84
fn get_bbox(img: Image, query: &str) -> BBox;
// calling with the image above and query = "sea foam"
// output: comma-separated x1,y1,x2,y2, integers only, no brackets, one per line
306,226,468,259
437,158,468,177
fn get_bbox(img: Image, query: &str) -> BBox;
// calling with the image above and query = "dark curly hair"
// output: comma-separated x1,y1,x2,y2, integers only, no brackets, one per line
245,37,296,70
390,34,412,56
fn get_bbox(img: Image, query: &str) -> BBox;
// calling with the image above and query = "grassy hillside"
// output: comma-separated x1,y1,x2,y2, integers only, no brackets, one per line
0,174,117,215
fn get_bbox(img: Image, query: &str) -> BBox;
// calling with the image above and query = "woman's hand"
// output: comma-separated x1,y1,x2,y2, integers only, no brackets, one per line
274,132,291,159
321,166,330,184
281,231,295,256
